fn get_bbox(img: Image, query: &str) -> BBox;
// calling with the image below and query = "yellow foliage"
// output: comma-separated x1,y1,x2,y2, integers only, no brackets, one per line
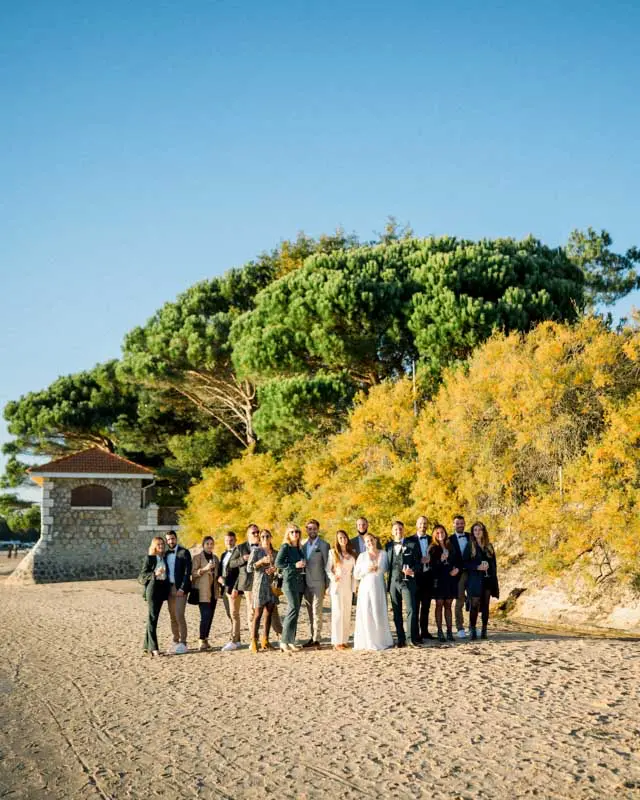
181,318,640,583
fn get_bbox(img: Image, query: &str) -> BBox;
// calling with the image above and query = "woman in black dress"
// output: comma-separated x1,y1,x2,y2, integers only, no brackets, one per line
139,536,171,656
464,521,499,640
428,524,457,642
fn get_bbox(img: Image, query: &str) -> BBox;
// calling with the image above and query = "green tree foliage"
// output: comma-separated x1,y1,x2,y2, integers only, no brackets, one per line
1,361,212,488
566,228,640,306
119,230,357,448
231,235,588,443
0,494,40,541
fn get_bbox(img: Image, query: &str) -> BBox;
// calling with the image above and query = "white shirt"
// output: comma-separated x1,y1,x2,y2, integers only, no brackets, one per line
166,549,177,583
455,532,468,555
417,535,429,571
221,550,233,576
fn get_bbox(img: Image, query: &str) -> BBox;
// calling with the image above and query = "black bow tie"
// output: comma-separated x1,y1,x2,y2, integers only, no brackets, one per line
167,548,176,553
419,536,428,539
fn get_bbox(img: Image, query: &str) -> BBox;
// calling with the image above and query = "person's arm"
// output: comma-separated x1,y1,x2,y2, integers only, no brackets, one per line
275,544,289,570
353,553,367,581
178,548,192,593
228,545,247,570
326,550,335,582
138,555,154,585
247,547,265,574
191,553,203,583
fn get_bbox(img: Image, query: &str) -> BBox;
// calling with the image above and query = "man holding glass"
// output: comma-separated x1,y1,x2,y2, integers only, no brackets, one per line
301,519,330,648
385,520,421,647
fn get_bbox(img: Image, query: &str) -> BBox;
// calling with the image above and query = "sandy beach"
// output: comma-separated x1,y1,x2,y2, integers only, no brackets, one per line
1,576,639,800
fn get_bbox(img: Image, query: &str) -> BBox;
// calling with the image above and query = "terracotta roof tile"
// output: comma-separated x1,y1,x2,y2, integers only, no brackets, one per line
29,447,153,475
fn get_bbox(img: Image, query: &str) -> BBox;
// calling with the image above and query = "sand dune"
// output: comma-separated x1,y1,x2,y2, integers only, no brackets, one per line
1,578,639,799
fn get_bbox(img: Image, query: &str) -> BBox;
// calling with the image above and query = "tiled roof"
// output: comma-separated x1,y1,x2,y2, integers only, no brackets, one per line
28,447,153,475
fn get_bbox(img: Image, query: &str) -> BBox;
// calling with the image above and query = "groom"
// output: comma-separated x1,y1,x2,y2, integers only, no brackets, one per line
385,521,421,647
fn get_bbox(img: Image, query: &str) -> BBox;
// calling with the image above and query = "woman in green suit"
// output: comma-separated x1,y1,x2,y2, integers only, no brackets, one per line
275,524,306,652
139,536,171,656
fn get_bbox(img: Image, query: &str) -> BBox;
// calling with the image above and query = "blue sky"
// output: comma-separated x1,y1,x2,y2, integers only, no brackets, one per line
1,0,639,491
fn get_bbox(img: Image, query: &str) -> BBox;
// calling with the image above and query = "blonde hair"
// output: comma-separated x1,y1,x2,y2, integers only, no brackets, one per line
283,523,302,546
148,536,165,556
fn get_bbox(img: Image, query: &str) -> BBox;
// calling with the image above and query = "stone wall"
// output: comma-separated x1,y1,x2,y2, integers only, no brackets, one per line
8,478,179,585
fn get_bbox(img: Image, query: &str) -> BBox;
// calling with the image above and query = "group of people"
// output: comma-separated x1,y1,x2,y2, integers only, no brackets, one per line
139,515,499,657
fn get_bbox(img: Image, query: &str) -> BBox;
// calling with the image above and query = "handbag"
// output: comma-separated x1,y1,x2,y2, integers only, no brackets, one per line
187,587,200,605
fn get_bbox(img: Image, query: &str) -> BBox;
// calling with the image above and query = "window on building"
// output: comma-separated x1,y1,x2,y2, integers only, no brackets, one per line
70,484,113,508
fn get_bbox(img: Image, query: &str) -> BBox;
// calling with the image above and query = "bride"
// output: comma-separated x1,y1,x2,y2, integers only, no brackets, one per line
353,533,393,651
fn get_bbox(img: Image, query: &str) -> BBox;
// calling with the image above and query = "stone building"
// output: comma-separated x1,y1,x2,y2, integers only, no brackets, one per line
8,448,178,584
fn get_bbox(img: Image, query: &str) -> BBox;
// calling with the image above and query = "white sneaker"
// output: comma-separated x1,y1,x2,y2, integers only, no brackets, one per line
456,629,467,639
174,643,188,654
222,641,239,651
166,642,178,654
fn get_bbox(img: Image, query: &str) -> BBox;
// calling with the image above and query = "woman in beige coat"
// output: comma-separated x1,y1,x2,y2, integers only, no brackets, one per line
191,536,220,650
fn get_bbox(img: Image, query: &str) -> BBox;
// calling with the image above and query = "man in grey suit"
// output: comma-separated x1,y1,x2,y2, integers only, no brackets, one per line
301,518,330,649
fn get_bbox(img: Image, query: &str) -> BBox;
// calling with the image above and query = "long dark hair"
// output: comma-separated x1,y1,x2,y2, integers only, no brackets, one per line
333,529,356,562
469,522,494,558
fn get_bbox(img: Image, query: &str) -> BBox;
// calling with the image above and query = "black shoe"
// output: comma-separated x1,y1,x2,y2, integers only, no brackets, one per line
409,640,422,648
480,628,488,640
470,628,478,641
302,639,316,648
446,630,454,642
396,641,407,648
422,632,435,640
437,630,446,643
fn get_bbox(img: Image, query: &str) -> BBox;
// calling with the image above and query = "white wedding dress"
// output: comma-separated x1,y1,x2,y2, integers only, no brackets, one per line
353,551,393,651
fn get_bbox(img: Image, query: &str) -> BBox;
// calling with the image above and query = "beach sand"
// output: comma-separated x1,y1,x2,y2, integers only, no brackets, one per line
0,577,639,799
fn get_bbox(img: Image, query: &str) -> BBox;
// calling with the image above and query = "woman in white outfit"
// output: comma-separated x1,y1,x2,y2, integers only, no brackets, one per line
353,533,393,651
326,530,356,650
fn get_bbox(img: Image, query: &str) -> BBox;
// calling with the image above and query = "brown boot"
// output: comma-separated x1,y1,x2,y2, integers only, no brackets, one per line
260,637,272,651
198,639,210,651
250,638,259,653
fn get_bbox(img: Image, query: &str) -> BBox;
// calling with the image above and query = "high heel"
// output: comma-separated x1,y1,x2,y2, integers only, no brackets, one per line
250,639,259,653
260,637,272,650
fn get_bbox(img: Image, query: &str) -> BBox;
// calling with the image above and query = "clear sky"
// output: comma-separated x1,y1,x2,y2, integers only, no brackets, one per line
1,0,639,490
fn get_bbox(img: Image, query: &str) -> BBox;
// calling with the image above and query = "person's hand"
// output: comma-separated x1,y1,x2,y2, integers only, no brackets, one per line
231,589,239,598
479,561,489,572
295,559,306,569
421,556,430,565
369,563,378,573
450,568,459,576
177,589,185,597
441,552,448,562
403,566,414,578
243,554,250,562
217,576,225,585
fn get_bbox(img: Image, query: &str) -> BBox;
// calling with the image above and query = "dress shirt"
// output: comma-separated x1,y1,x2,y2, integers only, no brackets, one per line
221,550,233,576
455,532,469,561
418,535,429,571
166,549,177,584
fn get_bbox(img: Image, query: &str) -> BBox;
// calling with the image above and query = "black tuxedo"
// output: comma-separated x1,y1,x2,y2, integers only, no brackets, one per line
448,532,471,571
385,536,421,645
414,533,433,638
165,545,192,593
449,531,471,631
